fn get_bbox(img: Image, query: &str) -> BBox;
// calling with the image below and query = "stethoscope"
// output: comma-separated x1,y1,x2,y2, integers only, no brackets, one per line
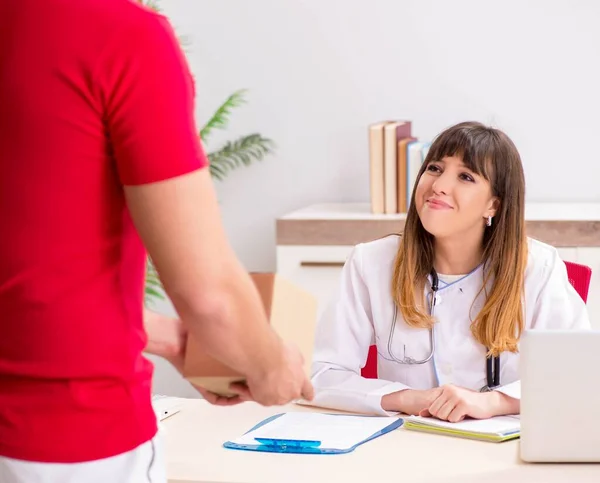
387,269,501,392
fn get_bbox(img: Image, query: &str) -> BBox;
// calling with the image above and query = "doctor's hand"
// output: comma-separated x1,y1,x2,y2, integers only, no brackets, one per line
382,387,443,415
418,385,518,422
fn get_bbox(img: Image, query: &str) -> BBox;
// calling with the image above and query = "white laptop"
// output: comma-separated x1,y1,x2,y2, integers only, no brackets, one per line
520,329,600,462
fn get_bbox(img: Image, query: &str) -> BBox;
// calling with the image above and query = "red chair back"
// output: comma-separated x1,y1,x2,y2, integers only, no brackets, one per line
564,260,592,303
361,260,592,379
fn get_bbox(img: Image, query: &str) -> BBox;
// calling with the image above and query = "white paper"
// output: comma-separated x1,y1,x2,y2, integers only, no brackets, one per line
231,413,400,450
405,415,520,435
151,395,182,422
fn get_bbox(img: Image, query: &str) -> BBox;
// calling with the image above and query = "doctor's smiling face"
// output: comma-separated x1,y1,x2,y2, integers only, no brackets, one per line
395,121,527,355
414,154,499,240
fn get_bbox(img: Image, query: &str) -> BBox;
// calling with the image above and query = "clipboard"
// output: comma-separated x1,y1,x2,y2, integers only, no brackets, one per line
223,412,403,455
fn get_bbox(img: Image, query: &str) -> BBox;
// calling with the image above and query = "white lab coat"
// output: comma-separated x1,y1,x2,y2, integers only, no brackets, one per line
308,235,590,416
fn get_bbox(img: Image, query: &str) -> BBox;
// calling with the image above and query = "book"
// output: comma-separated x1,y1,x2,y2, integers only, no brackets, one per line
397,137,416,213
368,121,389,214
224,412,403,454
383,121,412,214
406,141,430,209
403,415,520,443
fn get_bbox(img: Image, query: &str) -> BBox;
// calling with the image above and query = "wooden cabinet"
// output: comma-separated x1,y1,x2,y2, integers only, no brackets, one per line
276,203,600,328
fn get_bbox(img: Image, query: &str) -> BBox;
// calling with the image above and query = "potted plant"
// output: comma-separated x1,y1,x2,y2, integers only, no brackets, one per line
141,0,275,306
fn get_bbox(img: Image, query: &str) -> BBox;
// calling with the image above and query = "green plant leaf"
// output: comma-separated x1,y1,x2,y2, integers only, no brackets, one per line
200,90,248,143
138,0,275,297
144,258,165,307
145,287,164,299
139,1,190,50
140,0,162,12
208,134,275,181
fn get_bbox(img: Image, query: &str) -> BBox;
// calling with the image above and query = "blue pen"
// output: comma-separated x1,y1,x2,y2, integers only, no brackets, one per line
255,438,321,450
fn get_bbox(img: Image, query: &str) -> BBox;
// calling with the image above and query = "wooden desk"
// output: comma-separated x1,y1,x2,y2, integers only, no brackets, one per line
164,399,600,483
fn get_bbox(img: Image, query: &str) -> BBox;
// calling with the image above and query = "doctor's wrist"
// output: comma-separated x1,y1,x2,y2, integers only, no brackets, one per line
381,390,406,412
485,390,520,416
382,388,432,415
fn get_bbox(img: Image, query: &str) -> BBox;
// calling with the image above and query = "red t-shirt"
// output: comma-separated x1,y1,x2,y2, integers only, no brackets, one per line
0,0,207,463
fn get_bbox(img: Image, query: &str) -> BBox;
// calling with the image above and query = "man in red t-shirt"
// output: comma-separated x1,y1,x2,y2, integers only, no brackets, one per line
0,0,313,480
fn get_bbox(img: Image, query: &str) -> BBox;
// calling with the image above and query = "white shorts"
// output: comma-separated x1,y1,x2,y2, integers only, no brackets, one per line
0,433,165,483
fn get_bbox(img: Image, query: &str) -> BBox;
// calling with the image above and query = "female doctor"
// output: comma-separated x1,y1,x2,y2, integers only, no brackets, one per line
309,121,590,422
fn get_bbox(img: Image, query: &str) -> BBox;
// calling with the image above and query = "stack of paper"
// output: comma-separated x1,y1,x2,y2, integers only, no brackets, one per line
224,412,403,454
403,415,520,443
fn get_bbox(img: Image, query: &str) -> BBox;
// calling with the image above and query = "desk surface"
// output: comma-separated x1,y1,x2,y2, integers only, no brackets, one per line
164,399,600,483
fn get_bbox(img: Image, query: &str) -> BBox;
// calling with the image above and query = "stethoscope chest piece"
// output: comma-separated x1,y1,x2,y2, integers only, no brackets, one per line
387,269,502,390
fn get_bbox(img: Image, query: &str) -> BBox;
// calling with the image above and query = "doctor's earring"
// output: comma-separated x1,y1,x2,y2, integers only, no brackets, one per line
486,216,493,227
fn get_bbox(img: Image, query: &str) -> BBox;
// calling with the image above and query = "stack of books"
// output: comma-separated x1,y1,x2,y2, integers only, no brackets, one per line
368,120,431,214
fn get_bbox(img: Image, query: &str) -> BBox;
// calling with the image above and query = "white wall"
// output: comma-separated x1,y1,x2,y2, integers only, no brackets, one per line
161,0,600,272
150,0,600,396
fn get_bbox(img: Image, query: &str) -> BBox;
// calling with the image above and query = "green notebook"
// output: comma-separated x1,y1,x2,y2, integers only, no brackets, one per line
403,415,520,443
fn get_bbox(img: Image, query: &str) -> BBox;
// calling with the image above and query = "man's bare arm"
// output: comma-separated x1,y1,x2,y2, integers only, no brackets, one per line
125,169,282,380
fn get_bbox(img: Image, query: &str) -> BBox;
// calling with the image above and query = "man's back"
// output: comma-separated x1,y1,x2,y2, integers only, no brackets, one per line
0,0,205,463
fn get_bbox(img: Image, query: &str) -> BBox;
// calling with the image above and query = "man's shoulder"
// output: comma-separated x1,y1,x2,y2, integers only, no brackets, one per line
70,0,161,20
58,0,170,44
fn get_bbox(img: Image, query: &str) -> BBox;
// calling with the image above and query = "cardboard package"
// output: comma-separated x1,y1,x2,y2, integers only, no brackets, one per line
183,273,318,397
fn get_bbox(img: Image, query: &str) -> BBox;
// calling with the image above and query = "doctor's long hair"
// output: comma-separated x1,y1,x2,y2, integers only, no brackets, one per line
392,122,528,357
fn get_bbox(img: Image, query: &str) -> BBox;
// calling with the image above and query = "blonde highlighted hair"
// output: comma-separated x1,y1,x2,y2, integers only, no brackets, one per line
392,121,528,356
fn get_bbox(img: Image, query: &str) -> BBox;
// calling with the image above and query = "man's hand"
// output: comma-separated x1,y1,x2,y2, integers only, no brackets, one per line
419,385,519,422
382,388,443,415
127,170,317,410
144,309,249,406
228,342,315,407
143,308,186,372
195,387,245,407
